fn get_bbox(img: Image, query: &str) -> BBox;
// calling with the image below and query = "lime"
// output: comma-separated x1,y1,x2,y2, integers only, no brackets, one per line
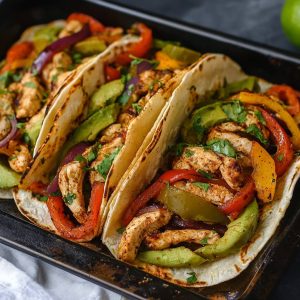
281,0,300,48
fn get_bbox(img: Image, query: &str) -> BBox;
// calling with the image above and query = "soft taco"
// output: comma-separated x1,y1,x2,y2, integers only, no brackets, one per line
102,53,300,287
13,22,203,242
0,12,142,198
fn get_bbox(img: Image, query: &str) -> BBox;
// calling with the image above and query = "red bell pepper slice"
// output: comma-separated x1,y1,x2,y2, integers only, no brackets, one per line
28,182,47,195
267,85,300,116
46,182,104,241
220,178,256,219
122,169,224,226
67,13,105,34
116,23,152,65
105,65,120,81
259,108,294,176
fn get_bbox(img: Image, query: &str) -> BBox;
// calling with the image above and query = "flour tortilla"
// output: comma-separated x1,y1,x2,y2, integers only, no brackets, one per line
102,54,300,287
13,37,192,241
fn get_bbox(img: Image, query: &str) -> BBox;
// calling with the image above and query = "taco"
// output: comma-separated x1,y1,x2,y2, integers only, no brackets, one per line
13,23,203,242
102,53,300,287
0,12,142,198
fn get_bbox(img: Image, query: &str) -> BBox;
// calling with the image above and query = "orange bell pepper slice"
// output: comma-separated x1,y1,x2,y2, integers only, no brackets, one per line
116,23,152,65
250,141,277,202
267,85,300,116
47,182,104,241
67,13,105,34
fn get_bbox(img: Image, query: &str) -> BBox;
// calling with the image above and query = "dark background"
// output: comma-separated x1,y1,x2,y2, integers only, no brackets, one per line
111,0,300,299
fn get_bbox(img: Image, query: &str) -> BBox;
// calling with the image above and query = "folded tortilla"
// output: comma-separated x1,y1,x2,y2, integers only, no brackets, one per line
102,54,300,287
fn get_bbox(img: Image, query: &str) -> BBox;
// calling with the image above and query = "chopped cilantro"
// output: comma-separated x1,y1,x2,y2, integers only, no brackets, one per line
174,143,186,156
192,182,210,192
22,132,31,146
34,194,48,202
254,110,266,125
186,272,197,284
32,68,39,76
184,149,194,158
246,124,268,145
117,227,126,234
132,103,142,114
222,100,247,123
75,154,87,163
87,150,97,162
72,52,83,64
129,55,159,69
50,191,61,197
16,122,25,129
0,71,12,88
12,73,22,82
63,193,76,205
200,237,208,245
277,153,284,162
206,139,236,158
149,79,164,91
118,84,134,105
23,82,37,89
198,170,213,179
96,147,121,179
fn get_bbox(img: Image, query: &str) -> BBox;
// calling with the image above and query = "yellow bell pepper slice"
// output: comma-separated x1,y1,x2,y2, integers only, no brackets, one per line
250,141,277,202
234,91,300,149
155,51,184,70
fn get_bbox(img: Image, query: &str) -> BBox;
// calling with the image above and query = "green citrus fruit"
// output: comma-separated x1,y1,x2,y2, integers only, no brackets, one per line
281,0,300,47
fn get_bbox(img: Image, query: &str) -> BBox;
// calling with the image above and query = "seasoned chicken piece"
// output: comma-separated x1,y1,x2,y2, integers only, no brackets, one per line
59,20,82,38
118,111,136,131
8,144,31,173
208,129,252,156
89,137,124,184
144,229,220,250
58,161,87,224
215,122,244,133
173,146,245,190
42,52,72,90
97,27,124,44
174,181,233,206
0,93,14,115
173,147,222,174
245,109,269,140
100,124,123,143
11,73,45,118
118,209,173,262
219,156,244,189
0,115,12,141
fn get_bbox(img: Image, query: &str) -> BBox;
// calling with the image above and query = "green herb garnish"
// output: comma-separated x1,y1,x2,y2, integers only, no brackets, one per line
132,103,142,114
63,193,76,205
206,139,236,158
222,100,247,123
246,124,268,145
198,170,213,179
199,237,208,245
184,149,194,158
277,153,284,162
186,272,197,284
96,147,121,179
117,227,126,234
23,82,37,89
254,110,266,125
192,182,210,192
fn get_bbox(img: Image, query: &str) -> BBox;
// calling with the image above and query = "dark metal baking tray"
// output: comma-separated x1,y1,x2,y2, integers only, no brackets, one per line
0,0,300,299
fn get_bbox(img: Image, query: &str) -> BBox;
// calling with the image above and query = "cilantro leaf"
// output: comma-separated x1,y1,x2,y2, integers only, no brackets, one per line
198,170,213,179
96,147,121,179
23,82,37,89
277,153,284,162
63,193,76,205
254,110,266,125
75,154,87,163
184,149,194,158
222,101,247,123
192,182,210,192
199,237,208,245
132,103,142,114
129,55,159,69
206,139,236,158
117,227,126,234
245,124,268,145
186,272,197,284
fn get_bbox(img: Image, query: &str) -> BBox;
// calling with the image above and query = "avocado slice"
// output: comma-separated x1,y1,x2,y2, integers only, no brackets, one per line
181,102,227,144
138,246,206,268
74,37,107,56
0,159,21,188
25,112,44,147
61,103,119,158
88,79,124,116
33,25,62,52
195,200,259,259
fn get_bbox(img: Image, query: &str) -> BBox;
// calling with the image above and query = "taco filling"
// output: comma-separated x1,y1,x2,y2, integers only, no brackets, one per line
117,79,300,270
20,22,201,241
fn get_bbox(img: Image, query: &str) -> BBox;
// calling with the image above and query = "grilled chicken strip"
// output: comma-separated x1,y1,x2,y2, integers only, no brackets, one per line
118,209,173,262
58,160,87,224
174,181,233,206
59,20,82,38
8,144,31,173
173,146,244,190
0,115,12,141
144,229,220,250
10,72,45,118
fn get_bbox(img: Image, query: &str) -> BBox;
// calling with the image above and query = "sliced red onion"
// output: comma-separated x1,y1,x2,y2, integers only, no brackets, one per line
135,203,163,217
170,215,227,236
46,142,90,194
0,116,17,147
136,61,153,74
32,23,91,75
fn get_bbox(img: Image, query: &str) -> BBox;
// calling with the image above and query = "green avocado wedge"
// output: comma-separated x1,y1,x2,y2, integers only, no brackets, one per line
138,246,206,268
0,160,21,188
195,200,259,260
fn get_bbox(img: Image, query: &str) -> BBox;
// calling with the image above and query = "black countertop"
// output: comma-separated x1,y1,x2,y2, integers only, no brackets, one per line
112,0,300,299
